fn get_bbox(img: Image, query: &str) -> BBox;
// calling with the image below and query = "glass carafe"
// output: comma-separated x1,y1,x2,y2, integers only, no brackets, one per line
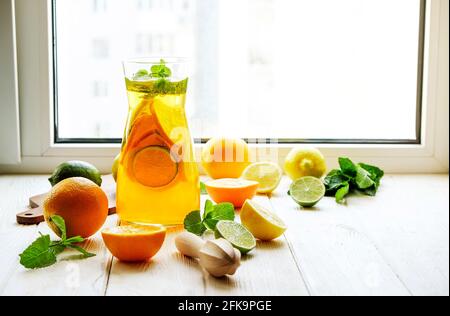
117,58,199,225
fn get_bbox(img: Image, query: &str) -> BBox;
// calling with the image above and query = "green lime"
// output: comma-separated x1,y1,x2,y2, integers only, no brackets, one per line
289,176,325,207
215,220,256,255
49,161,102,187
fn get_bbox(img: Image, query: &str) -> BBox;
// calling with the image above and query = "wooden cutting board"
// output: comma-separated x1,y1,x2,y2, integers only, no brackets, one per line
16,175,117,225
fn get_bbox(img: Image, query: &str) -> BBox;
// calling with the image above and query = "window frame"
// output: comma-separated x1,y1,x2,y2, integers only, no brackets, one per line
0,0,21,165
51,0,426,145
1,0,448,174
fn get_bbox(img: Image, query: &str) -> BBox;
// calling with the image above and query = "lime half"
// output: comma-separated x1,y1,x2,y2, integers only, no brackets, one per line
215,220,256,254
289,176,326,207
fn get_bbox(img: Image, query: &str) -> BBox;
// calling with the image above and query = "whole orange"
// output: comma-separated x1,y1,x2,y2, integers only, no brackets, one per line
43,177,108,238
201,138,251,179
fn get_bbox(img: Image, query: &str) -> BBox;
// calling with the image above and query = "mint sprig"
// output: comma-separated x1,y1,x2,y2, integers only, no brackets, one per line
132,59,172,81
151,59,172,78
19,215,96,269
324,157,384,203
184,200,235,236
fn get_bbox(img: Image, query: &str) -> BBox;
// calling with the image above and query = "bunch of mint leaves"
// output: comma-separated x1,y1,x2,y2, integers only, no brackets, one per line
184,200,235,236
133,59,172,80
324,157,384,204
19,215,95,269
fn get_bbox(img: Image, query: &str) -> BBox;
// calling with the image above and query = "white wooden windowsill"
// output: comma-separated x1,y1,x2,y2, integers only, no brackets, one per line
0,174,448,296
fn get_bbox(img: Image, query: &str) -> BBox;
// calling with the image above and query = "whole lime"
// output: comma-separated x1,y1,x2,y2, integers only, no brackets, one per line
49,161,102,187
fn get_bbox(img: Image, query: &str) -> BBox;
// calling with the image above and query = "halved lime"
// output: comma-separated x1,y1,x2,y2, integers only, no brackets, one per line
289,176,326,207
215,220,256,255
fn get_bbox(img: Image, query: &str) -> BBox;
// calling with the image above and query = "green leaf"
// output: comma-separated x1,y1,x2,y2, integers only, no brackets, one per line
64,236,85,244
50,241,66,255
50,215,66,240
67,245,96,259
19,235,57,269
203,203,235,230
154,78,168,91
151,59,172,78
203,199,215,219
200,182,208,195
324,169,349,195
184,211,206,236
335,183,350,203
133,69,149,80
358,163,384,188
361,186,378,196
355,165,375,189
339,157,357,178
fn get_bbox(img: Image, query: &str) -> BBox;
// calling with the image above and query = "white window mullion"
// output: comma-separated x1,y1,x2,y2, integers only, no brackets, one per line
0,0,21,165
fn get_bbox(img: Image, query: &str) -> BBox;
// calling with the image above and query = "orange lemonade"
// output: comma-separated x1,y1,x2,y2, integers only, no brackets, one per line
117,59,199,225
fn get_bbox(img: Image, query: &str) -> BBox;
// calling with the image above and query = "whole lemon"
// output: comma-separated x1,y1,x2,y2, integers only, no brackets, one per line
284,147,327,180
43,177,108,238
112,154,120,182
201,138,251,179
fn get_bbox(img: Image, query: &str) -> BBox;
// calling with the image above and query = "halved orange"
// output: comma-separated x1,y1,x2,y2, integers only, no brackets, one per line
132,146,178,187
205,178,259,208
102,224,166,262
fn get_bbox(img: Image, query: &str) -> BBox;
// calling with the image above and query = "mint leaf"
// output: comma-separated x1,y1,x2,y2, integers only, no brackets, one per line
359,163,384,188
133,69,149,80
19,234,57,269
339,157,357,178
67,245,96,259
203,203,235,230
361,186,378,196
154,78,168,91
50,215,66,240
203,199,215,219
50,241,66,255
324,169,349,195
64,236,85,244
184,211,206,236
151,59,172,78
200,182,208,195
184,201,236,234
355,165,375,189
335,183,350,203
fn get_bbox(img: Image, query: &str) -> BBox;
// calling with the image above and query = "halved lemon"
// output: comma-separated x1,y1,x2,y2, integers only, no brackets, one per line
240,199,287,241
242,162,282,194
205,178,259,208
132,146,178,187
102,224,166,262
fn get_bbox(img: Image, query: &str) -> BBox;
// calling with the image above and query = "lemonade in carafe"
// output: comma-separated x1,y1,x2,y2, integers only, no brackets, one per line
117,58,199,225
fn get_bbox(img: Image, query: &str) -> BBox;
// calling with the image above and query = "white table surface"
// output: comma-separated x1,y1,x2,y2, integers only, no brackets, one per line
0,174,448,296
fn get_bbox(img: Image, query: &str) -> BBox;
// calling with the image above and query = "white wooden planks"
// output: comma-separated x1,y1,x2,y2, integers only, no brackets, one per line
0,174,448,296
269,177,411,296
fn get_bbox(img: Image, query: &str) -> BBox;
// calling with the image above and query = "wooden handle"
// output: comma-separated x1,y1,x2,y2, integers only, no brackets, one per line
16,206,45,225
